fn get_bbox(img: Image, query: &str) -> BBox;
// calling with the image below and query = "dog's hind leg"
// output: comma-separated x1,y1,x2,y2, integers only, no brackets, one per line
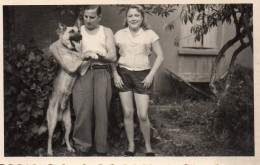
62,100,75,153
46,97,59,156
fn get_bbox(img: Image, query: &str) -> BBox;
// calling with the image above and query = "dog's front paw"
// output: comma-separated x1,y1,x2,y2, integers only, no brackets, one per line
67,147,75,153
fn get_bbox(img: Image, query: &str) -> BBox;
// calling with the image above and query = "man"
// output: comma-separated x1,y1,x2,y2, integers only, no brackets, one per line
50,5,116,156
72,5,116,156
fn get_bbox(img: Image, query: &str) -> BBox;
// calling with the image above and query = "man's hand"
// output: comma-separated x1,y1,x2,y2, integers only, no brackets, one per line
84,51,99,60
96,51,105,58
96,51,106,61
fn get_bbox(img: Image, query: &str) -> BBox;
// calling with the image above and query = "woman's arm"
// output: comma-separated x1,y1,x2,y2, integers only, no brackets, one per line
142,40,165,89
110,46,124,89
110,63,124,89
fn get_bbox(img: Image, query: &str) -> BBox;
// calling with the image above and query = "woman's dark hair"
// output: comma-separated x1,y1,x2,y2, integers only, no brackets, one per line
123,5,150,30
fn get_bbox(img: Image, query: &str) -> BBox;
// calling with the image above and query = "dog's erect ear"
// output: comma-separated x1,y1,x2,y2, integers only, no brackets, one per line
59,22,67,32
74,17,83,30
56,22,67,36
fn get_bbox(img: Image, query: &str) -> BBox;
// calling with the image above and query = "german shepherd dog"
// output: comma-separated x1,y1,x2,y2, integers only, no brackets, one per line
39,23,84,156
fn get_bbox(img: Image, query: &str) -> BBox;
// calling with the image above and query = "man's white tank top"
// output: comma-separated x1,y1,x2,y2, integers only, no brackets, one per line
78,25,107,76
81,25,107,55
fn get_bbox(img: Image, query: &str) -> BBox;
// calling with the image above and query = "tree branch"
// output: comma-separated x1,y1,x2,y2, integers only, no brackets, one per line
239,4,253,51
230,5,240,36
229,5,246,46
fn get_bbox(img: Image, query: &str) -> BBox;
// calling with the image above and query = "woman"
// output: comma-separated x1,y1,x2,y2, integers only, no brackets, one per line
112,5,164,156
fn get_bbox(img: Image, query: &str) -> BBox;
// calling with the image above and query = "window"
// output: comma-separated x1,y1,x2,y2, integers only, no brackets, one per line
178,7,220,55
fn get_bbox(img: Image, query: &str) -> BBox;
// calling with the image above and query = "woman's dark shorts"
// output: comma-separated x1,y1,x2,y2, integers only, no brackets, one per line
117,67,153,95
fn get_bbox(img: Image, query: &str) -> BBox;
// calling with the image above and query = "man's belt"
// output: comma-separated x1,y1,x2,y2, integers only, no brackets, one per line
90,64,110,70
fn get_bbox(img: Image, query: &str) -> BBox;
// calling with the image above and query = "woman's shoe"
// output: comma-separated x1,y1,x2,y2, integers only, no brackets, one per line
96,152,107,156
124,151,135,156
146,152,155,156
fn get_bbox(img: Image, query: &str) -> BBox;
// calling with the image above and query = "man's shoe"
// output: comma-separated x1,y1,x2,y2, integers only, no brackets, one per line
146,152,155,156
124,151,135,156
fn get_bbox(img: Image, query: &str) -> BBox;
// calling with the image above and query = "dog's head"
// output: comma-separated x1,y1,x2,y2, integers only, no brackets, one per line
58,23,82,51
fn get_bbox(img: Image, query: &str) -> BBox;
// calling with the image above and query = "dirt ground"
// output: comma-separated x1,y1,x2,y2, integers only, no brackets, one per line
36,99,250,157
22,64,255,157
148,105,247,156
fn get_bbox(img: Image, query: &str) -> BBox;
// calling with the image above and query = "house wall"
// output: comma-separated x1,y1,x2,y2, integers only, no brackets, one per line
12,5,253,95
101,5,253,94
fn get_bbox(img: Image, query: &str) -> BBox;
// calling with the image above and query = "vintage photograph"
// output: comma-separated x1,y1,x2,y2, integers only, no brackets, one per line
3,4,254,158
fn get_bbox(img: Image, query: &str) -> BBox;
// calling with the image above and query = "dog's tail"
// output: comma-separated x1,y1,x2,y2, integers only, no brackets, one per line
38,120,48,135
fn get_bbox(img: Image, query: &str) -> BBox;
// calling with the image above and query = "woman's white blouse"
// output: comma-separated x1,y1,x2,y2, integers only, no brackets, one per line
115,27,159,71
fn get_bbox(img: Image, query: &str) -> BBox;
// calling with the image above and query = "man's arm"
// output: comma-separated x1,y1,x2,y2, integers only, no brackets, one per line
97,27,117,63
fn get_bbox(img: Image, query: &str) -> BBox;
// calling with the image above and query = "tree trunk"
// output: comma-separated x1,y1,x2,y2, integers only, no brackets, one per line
209,35,240,97
223,43,251,96
3,6,15,50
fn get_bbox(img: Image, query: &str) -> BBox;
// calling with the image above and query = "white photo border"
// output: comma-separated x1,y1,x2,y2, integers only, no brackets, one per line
1,0,259,165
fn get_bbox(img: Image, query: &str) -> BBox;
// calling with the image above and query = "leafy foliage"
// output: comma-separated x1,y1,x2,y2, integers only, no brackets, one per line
214,65,254,153
163,4,253,45
149,65,254,155
116,4,178,17
4,43,57,156
183,4,252,41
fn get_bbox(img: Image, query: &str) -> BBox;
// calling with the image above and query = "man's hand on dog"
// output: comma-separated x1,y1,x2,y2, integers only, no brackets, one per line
84,51,99,60
96,51,106,60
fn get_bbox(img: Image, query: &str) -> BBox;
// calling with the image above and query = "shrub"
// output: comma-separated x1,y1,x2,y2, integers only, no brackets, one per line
4,43,57,156
214,65,254,154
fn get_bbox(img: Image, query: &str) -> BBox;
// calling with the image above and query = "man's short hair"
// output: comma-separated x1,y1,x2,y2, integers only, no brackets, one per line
83,5,101,15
